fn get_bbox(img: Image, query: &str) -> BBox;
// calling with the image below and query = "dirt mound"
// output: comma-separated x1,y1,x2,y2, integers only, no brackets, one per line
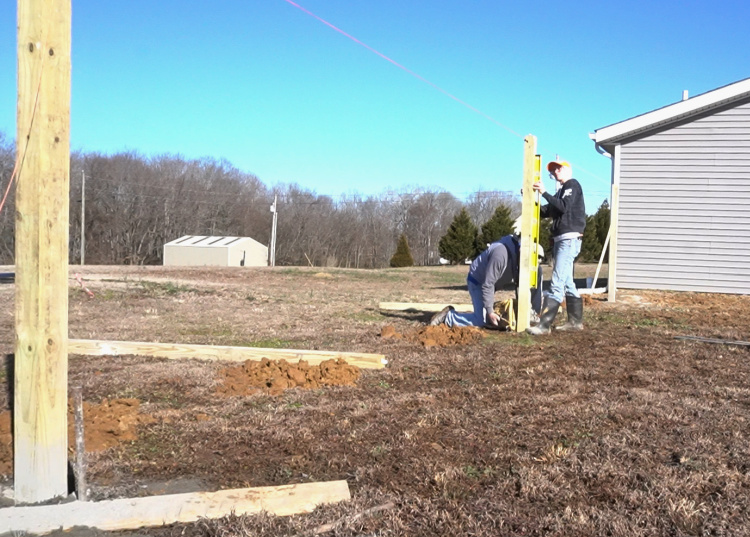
0,398,155,477
381,324,485,347
218,358,361,396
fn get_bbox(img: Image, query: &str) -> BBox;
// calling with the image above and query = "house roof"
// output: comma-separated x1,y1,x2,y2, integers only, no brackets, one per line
164,235,266,248
592,77,750,150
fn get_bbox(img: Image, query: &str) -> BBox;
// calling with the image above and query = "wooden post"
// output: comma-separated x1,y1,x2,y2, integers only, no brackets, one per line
15,0,71,503
608,145,620,302
517,135,538,331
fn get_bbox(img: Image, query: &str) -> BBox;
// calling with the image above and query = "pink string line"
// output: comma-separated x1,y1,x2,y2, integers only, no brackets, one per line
74,273,95,298
281,0,524,139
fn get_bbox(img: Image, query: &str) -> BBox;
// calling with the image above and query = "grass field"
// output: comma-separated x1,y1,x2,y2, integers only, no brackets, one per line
0,263,748,536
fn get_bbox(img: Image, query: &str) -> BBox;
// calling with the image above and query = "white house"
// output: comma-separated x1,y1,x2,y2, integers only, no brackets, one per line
592,77,750,298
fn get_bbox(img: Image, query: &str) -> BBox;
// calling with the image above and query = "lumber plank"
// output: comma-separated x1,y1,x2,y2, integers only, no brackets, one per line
0,481,351,535
15,0,72,503
378,302,473,312
675,335,750,347
68,339,387,369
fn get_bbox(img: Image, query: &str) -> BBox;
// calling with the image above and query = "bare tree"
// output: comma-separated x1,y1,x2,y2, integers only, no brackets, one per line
0,133,15,263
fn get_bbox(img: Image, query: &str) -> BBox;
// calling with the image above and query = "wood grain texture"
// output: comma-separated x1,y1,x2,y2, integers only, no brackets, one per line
14,0,72,503
69,339,387,369
0,481,351,534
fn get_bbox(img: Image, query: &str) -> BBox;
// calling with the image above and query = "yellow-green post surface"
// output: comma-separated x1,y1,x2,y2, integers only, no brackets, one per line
15,0,71,503
517,135,538,331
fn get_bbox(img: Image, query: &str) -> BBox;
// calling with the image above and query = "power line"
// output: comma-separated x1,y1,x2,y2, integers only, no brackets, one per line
282,1,612,186
282,0,524,140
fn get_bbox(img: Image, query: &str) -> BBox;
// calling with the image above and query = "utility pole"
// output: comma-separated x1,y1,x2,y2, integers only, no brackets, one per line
269,195,278,267
80,170,85,265
15,0,71,503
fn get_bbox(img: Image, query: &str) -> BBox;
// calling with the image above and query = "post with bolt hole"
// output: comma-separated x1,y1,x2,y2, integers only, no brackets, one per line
517,135,540,332
15,0,71,503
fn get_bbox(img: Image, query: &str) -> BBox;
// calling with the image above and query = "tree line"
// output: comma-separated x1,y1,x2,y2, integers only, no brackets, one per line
0,133,609,268
397,200,611,267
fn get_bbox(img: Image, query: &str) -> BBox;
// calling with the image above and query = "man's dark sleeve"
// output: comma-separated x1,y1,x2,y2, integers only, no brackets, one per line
542,180,583,215
540,203,550,218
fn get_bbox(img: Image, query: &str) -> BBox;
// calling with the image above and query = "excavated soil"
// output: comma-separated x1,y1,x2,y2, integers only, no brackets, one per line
217,358,361,396
0,398,154,475
380,324,485,347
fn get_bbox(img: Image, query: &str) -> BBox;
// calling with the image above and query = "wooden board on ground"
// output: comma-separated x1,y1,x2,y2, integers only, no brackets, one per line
69,340,387,369
379,302,473,313
0,480,351,535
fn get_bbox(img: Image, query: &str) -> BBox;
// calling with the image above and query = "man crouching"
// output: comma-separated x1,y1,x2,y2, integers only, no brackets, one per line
430,234,541,329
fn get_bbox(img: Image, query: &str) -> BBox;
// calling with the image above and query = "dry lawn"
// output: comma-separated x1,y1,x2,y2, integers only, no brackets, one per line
0,263,749,536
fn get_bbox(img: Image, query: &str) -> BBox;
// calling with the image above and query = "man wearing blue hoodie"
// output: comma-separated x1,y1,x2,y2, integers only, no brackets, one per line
430,234,542,329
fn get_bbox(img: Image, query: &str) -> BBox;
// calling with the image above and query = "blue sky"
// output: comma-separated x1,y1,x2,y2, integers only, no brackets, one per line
1,0,749,212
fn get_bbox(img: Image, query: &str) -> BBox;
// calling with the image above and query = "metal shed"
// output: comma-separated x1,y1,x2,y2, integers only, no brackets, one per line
163,236,268,267
592,77,750,298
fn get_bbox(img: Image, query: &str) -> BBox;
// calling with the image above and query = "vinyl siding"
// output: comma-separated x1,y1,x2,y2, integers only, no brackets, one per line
617,100,750,294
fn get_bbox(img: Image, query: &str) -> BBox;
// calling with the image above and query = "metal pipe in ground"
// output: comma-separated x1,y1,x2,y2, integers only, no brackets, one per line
73,386,88,501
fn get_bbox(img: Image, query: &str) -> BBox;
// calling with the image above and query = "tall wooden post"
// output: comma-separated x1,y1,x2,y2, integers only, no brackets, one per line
15,0,71,503
517,135,539,331
607,144,621,302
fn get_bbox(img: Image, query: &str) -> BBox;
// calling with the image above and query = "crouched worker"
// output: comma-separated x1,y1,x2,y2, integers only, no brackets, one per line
430,234,542,329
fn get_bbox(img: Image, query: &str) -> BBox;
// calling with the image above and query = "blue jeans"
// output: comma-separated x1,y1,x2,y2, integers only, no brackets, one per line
548,238,581,303
445,278,485,327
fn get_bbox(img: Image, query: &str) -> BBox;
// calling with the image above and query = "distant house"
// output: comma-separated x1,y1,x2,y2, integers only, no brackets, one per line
163,236,268,267
592,77,750,298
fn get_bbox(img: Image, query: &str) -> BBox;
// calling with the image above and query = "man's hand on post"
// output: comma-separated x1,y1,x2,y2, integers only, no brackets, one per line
532,179,546,195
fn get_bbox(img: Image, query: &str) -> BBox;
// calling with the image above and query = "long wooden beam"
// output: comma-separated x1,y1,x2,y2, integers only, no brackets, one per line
15,0,72,503
675,335,750,347
0,481,351,535
378,302,473,312
68,339,387,369
517,135,538,332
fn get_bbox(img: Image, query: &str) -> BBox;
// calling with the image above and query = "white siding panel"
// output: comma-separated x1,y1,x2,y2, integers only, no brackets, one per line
616,101,750,294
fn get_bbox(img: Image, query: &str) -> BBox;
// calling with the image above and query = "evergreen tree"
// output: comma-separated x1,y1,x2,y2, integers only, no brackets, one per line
579,215,602,262
438,208,477,264
389,233,415,267
593,200,611,262
476,204,515,254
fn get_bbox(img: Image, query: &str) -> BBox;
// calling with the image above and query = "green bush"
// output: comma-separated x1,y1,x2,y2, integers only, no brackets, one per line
390,233,415,267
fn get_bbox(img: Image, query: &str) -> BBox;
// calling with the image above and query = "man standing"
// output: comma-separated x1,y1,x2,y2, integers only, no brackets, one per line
527,159,586,335
429,234,542,329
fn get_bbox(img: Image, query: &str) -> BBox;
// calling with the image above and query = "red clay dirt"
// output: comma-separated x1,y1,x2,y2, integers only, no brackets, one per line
380,324,485,347
218,358,361,396
0,398,154,476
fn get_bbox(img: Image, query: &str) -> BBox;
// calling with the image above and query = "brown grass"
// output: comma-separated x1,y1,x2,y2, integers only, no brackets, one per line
0,264,749,536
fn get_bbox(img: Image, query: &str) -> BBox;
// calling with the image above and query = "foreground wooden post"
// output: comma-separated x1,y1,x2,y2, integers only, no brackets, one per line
517,135,538,332
14,0,72,503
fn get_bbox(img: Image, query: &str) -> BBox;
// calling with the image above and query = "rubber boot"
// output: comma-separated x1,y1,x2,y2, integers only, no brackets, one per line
526,297,560,335
429,305,454,326
557,295,583,331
